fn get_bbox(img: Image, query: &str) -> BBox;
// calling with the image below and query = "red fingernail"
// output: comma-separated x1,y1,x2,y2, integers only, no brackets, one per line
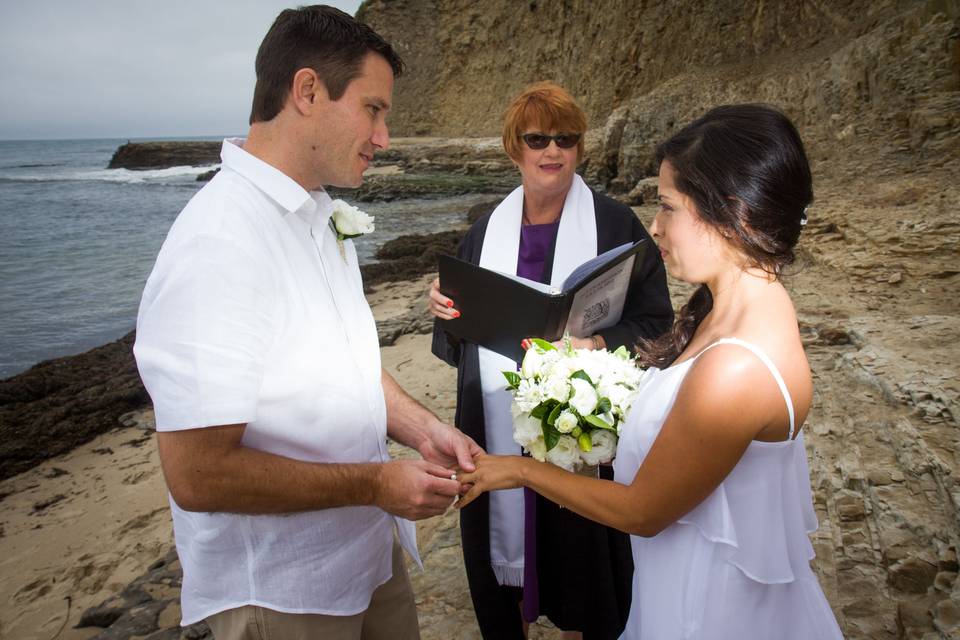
452,310,460,318
445,300,453,308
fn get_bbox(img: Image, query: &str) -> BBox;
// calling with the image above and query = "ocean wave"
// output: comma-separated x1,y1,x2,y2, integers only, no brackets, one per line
0,164,216,185
0,162,63,169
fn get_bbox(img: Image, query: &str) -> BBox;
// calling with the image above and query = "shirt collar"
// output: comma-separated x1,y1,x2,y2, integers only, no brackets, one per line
220,138,330,225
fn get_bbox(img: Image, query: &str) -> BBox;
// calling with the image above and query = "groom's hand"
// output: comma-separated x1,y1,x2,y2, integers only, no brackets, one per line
418,421,484,474
374,459,461,520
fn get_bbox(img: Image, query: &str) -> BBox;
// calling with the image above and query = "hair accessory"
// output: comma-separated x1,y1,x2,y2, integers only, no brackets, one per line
800,205,809,226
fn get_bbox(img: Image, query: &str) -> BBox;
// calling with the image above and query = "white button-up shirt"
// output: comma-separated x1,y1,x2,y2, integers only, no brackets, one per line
134,138,418,625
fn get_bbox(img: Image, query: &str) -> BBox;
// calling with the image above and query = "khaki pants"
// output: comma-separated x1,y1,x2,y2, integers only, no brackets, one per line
206,540,419,640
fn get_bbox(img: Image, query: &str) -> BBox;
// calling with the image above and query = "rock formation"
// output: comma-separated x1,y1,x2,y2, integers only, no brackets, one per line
108,141,221,170
359,0,959,190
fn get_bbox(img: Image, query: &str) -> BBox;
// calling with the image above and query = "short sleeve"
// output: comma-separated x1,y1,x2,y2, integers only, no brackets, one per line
134,233,278,431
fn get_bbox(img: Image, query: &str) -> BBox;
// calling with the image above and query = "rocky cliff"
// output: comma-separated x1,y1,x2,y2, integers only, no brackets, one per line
359,0,958,188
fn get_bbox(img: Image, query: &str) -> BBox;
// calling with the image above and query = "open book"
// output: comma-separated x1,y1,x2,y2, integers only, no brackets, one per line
438,239,647,362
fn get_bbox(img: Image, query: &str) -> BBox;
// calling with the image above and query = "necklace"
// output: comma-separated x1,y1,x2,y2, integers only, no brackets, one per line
522,204,561,226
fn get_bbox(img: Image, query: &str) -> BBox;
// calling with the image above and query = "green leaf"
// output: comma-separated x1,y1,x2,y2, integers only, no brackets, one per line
613,345,630,359
502,371,521,389
597,397,612,414
542,419,560,451
570,369,594,385
583,414,616,431
530,400,554,420
547,402,564,426
530,338,557,352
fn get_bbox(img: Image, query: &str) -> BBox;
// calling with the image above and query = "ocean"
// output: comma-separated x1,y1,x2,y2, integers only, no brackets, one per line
0,137,482,378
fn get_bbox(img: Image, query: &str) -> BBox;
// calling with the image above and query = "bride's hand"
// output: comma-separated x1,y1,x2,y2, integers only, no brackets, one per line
456,454,529,509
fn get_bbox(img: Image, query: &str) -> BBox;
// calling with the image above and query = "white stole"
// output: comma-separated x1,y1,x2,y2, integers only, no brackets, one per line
477,174,597,586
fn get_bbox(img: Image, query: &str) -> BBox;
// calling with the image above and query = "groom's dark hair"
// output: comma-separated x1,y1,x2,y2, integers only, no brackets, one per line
249,5,404,124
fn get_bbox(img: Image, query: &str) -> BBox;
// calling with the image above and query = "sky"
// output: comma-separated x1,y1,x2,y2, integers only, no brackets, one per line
0,1,363,140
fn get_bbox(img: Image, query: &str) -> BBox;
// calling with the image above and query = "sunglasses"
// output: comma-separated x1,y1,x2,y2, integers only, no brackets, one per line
520,132,582,150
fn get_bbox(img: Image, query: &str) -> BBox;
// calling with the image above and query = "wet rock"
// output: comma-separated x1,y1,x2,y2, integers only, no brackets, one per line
378,307,435,346
330,172,514,202
196,168,220,182
361,230,465,288
77,604,125,628
78,547,212,639
466,200,499,224
0,331,149,481
108,142,221,170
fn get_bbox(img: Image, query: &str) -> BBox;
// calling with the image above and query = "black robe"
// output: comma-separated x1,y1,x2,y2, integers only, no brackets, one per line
432,189,674,639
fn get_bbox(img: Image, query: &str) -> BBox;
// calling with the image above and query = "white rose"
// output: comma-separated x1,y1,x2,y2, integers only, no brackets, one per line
545,435,581,471
580,429,617,466
554,410,579,434
513,414,543,447
527,436,547,462
542,374,571,403
331,199,375,237
569,378,598,415
521,346,545,379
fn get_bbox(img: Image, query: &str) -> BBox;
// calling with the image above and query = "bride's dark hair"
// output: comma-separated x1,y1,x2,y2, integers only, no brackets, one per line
636,104,813,368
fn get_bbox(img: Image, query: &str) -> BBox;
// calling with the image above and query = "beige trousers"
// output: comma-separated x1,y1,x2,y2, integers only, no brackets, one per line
205,540,420,640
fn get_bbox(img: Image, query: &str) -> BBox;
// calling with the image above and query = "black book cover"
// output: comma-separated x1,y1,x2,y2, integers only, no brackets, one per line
438,239,647,362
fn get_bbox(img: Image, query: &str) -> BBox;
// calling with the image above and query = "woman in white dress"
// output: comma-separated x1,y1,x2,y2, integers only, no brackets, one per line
458,104,844,639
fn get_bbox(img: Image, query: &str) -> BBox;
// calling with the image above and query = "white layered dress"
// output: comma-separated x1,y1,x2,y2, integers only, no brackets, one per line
613,338,843,640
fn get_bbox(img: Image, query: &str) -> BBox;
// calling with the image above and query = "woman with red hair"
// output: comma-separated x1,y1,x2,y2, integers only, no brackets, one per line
429,82,673,639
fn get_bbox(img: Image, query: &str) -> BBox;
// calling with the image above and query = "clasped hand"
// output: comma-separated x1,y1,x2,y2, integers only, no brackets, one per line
456,453,528,509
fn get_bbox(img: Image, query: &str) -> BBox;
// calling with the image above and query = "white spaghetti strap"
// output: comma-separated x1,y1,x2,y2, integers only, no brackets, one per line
698,337,797,440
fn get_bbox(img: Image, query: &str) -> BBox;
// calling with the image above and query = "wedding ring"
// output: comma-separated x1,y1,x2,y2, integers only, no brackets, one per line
450,473,457,481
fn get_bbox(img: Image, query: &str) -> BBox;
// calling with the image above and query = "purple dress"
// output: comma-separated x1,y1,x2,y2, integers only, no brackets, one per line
516,219,560,622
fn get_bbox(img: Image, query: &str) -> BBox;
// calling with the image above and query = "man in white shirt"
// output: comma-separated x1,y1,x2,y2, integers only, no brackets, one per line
134,6,481,639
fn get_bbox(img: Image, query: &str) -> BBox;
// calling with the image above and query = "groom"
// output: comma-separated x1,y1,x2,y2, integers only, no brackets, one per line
134,5,479,639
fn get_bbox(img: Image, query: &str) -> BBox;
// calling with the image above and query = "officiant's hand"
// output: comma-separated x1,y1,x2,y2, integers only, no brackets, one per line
519,336,602,351
428,277,460,320
545,335,604,351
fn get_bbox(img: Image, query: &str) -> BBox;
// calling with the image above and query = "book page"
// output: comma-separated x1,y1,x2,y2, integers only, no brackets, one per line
561,242,635,292
493,269,557,294
563,254,635,337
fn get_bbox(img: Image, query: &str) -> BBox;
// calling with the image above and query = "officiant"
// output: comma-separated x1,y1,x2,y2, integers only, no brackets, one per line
429,82,673,640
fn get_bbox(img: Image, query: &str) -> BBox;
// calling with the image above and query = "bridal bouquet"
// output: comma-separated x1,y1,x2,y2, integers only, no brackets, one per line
503,339,649,471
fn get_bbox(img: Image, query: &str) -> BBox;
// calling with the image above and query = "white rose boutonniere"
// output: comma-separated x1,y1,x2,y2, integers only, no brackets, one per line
329,199,375,262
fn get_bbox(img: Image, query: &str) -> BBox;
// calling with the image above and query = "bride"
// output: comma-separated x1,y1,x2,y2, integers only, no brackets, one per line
458,104,845,639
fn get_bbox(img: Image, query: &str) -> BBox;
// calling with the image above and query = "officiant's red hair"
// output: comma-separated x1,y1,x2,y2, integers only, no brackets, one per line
502,82,587,163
